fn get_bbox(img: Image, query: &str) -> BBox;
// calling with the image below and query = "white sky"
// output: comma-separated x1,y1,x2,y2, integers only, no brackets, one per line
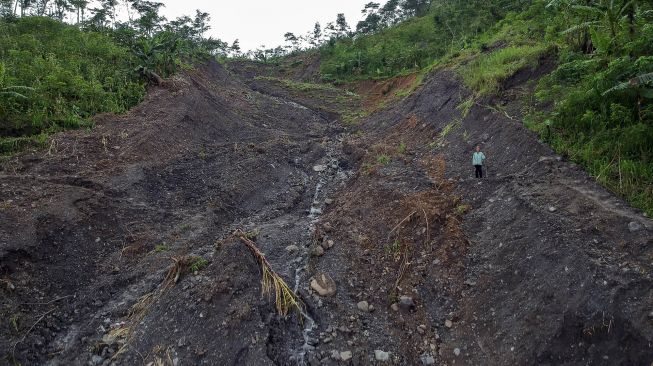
156,0,373,51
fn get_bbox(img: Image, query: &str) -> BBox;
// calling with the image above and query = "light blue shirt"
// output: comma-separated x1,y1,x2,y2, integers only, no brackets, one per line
472,152,486,166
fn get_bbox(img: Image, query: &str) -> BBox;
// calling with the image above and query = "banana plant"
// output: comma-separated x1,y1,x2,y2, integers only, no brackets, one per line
132,31,180,84
550,0,638,54
603,72,653,121
0,62,34,100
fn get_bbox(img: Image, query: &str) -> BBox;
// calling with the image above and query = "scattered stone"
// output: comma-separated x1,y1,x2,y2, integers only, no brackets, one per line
310,273,337,296
548,206,557,212
628,221,642,232
313,165,327,172
444,320,453,328
321,239,334,250
648,310,653,319
330,350,341,360
340,351,352,361
311,245,324,257
398,296,415,311
90,355,104,366
464,279,476,286
374,350,390,362
390,303,400,312
357,301,370,312
285,245,299,253
420,354,435,365
324,198,334,205
323,222,333,232
417,324,426,334
454,348,461,356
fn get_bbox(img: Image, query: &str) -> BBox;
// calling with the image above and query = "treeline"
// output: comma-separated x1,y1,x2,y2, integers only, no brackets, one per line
0,0,232,152
254,0,436,62
314,0,533,80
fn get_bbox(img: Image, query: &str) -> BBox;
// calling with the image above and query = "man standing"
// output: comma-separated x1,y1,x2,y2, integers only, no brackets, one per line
472,145,486,178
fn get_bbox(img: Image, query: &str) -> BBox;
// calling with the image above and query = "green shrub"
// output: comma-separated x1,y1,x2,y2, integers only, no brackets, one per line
0,17,145,152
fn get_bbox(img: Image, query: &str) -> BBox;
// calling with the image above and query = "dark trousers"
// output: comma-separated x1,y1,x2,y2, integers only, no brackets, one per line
474,165,483,178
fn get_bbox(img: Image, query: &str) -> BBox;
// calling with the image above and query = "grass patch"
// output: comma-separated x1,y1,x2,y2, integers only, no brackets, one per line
154,244,170,253
188,257,208,273
376,154,391,165
254,76,342,92
459,44,550,95
397,142,407,154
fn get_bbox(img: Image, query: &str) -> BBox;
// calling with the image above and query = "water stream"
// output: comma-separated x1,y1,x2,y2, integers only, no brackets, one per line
290,137,348,365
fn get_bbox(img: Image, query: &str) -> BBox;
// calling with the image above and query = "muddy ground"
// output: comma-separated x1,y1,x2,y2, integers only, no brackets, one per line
1,56,652,366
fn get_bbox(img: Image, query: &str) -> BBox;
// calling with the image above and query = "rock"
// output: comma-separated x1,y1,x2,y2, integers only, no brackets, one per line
310,273,337,296
323,222,333,232
90,355,104,366
340,351,352,361
444,319,453,328
324,198,334,205
324,240,335,249
374,350,390,362
398,296,415,311
285,245,299,253
417,324,426,334
390,303,400,312
628,221,642,232
357,301,370,312
454,348,461,356
548,206,557,212
311,245,324,257
330,350,341,360
648,310,653,319
420,354,435,365
313,165,327,172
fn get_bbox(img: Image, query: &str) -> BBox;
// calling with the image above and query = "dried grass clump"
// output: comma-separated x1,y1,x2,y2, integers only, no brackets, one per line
233,229,304,318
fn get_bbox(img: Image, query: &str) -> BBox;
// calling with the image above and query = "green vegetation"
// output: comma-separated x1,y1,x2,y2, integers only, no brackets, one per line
0,2,232,154
461,44,550,95
397,142,407,154
154,244,170,252
376,154,391,165
188,257,208,273
319,0,533,81
0,17,144,153
313,0,653,214
254,76,343,92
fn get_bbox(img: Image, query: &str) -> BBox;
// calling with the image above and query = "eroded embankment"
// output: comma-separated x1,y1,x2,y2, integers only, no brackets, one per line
0,60,355,365
0,57,651,366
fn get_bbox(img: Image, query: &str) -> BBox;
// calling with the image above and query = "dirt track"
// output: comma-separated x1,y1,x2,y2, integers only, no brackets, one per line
1,58,652,366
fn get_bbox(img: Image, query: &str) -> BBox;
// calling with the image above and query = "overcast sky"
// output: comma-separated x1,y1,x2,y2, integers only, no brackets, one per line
155,1,373,51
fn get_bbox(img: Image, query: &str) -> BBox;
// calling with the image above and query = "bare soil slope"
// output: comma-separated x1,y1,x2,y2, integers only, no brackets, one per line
1,58,651,366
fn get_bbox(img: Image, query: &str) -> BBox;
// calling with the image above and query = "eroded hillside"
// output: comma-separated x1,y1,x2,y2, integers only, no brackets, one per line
1,57,651,366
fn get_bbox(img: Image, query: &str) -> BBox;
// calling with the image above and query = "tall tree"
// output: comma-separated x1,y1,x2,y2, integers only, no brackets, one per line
284,32,299,51
130,0,165,36
101,0,118,27
401,0,431,17
309,22,322,46
230,39,241,57
357,2,382,34
69,0,87,23
193,9,210,40
335,13,350,38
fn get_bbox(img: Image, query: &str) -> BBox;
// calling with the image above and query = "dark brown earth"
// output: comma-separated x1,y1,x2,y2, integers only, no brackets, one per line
1,56,652,366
